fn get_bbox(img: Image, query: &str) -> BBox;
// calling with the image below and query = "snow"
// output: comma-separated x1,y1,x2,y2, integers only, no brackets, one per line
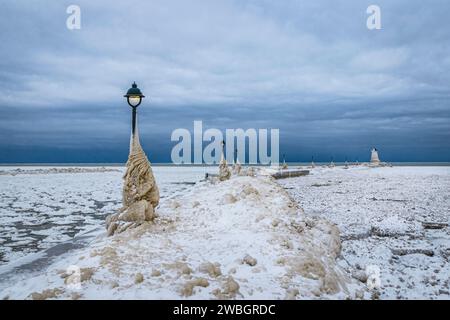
0,165,447,300
279,165,450,299
0,169,362,300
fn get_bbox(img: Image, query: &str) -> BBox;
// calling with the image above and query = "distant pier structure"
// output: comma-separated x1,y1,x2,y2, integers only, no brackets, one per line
272,169,309,179
368,147,391,167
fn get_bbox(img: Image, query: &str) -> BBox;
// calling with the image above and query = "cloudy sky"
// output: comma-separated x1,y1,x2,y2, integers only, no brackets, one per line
0,0,449,163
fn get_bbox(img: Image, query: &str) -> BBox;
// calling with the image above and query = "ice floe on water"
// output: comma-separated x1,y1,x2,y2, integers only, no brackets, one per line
0,166,209,264
0,167,121,176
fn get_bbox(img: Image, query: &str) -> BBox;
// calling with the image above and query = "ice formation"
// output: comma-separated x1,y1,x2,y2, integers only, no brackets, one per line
219,160,231,181
233,158,242,175
105,129,159,236
1,166,448,300
280,166,450,299
281,155,288,169
0,173,364,300
218,141,231,181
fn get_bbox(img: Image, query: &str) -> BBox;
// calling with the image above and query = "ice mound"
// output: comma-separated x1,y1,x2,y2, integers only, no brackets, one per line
105,133,159,236
371,215,421,237
0,174,363,300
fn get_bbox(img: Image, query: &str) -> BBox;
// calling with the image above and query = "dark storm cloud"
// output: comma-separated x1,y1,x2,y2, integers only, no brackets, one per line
0,0,449,162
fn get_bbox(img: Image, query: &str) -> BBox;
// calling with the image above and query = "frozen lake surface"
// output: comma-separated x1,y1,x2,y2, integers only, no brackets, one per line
0,166,212,264
279,166,450,299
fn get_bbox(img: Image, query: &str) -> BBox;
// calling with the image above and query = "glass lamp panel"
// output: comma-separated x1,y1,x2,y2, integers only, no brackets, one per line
128,96,141,107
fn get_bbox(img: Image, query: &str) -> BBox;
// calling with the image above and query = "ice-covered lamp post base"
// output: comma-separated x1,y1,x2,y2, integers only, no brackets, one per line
218,140,231,181
106,83,159,236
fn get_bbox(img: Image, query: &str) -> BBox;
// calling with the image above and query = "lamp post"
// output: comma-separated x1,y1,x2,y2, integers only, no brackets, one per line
105,82,159,236
124,82,145,135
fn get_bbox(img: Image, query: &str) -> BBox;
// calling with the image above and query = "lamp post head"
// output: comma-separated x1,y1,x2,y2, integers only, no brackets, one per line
124,82,145,108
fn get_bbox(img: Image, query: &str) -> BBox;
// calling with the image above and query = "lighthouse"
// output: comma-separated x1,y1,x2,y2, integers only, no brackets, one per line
370,148,381,164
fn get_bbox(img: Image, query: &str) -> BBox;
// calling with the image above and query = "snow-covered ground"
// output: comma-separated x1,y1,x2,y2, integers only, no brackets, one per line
0,168,363,300
0,165,448,300
0,166,210,263
279,166,450,299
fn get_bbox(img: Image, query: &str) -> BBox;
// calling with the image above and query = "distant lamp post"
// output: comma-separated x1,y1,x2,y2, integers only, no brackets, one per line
124,82,145,135
282,153,288,169
219,140,231,181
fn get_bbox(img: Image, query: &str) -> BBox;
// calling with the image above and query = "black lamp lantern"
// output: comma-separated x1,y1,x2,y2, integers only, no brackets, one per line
124,82,145,108
124,82,145,135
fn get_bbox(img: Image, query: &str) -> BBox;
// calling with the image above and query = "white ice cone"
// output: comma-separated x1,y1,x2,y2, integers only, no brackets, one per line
370,148,381,164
